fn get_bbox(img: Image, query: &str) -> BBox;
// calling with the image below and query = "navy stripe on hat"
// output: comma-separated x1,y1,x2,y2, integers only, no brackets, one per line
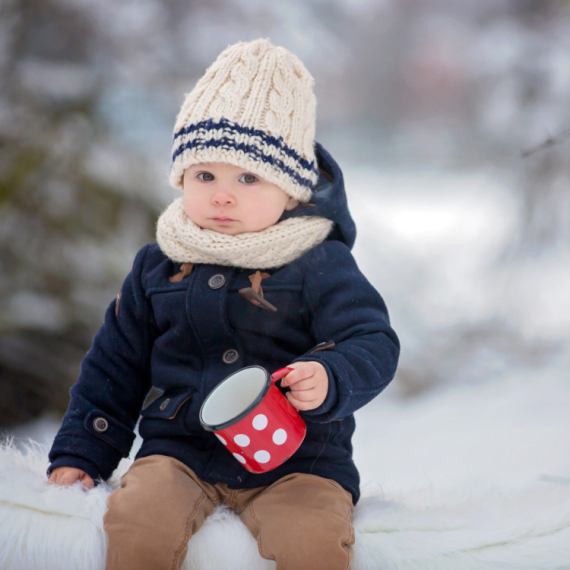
172,118,318,190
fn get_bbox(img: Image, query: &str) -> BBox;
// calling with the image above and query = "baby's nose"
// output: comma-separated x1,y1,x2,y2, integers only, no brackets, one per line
212,191,235,205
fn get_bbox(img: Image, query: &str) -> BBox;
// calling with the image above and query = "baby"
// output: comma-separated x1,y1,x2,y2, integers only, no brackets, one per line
48,39,400,570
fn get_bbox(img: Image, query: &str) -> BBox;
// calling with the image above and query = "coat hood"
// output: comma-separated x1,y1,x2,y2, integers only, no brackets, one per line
280,142,357,250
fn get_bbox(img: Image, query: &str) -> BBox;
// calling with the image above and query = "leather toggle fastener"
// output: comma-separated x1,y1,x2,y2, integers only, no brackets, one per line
169,262,194,283
115,292,122,316
310,341,336,353
238,288,277,312
238,270,277,312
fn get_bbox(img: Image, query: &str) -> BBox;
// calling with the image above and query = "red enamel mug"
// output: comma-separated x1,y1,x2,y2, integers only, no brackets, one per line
199,366,307,473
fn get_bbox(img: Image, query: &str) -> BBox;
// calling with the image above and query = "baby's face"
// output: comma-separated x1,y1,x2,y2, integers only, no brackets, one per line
183,163,299,235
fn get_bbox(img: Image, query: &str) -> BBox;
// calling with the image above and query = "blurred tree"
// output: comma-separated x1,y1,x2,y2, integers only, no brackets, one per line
510,0,570,251
0,0,159,427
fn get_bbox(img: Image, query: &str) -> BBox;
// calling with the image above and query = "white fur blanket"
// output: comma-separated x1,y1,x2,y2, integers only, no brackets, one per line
1,442,570,570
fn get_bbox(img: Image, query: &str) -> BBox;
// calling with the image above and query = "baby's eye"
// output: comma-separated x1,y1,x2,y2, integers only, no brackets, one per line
197,172,215,182
239,173,258,184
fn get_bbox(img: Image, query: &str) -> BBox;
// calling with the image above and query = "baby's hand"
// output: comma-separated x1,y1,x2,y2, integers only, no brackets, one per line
48,467,95,490
281,361,329,411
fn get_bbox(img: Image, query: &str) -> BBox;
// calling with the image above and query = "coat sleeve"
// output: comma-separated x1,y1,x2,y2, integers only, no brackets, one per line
293,240,400,423
48,244,156,482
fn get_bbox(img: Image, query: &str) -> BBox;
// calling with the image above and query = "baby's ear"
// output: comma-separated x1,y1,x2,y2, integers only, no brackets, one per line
285,197,300,211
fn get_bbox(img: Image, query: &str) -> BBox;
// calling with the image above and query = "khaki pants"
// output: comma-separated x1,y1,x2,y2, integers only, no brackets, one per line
104,455,355,570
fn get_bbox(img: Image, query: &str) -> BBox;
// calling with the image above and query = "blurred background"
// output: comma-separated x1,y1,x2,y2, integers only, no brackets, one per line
1,0,569,440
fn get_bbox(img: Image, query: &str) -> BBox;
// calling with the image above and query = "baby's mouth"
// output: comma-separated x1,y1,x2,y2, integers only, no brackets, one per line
212,217,236,222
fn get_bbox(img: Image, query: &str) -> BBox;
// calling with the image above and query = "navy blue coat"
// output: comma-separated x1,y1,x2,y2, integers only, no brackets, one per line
48,144,400,504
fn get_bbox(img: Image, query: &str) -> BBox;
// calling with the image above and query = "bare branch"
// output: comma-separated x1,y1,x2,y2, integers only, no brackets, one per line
521,128,570,158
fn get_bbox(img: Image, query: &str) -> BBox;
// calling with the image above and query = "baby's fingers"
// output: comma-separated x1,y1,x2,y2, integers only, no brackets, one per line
281,368,309,388
48,468,94,490
287,378,317,393
289,386,317,401
49,470,79,486
287,392,320,411
79,473,95,489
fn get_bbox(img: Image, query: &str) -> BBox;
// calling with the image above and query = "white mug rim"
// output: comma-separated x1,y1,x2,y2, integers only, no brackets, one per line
199,365,270,432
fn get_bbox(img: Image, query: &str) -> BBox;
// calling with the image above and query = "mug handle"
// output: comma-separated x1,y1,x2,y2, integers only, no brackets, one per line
271,367,294,383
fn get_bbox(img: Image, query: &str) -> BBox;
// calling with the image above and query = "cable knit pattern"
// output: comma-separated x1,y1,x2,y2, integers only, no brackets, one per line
169,39,318,203
156,198,333,269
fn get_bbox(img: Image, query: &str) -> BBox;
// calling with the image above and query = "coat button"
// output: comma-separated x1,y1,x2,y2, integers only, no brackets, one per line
93,417,109,433
159,398,171,411
222,349,239,364
208,274,226,289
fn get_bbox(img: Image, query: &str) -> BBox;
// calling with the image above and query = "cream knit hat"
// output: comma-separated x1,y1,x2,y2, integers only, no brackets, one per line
169,39,318,203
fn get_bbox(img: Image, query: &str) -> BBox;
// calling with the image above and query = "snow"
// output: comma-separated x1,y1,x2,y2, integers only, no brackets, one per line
9,414,60,449
346,167,519,325
354,364,570,498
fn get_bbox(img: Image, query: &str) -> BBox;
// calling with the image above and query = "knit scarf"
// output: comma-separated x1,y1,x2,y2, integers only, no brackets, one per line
156,198,333,269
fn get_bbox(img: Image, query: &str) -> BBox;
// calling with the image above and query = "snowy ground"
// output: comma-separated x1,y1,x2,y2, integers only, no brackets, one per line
354,361,570,499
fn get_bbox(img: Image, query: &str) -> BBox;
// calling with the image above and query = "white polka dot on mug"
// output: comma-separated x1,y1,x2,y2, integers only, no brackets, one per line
252,414,268,430
273,429,287,445
254,450,271,464
233,453,246,464
234,434,250,447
